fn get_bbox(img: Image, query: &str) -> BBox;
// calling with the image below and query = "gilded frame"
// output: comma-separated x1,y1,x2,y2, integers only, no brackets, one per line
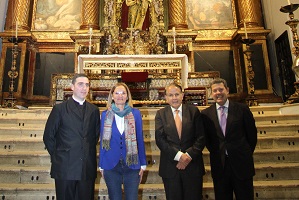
186,0,237,30
32,0,82,31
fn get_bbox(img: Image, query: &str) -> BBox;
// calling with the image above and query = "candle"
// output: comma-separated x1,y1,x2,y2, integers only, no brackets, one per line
244,21,248,39
16,21,18,38
172,27,176,54
288,0,291,5
89,27,92,54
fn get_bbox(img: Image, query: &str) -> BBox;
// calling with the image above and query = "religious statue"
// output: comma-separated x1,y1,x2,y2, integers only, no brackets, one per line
126,0,149,30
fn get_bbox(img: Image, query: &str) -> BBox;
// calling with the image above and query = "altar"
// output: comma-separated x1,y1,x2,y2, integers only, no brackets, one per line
77,54,189,89
50,54,219,106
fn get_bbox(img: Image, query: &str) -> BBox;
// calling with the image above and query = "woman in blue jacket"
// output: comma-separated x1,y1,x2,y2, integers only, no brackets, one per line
99,82,147,200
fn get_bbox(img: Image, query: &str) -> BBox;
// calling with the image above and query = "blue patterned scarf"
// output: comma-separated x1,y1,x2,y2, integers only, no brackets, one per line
102,103,139,166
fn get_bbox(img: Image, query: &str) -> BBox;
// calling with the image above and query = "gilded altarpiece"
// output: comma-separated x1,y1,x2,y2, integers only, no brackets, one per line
0,0,281,106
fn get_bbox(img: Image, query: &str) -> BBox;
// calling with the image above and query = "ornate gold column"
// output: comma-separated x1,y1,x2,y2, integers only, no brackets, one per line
80,0,100,30
5,0,31,31
236,0,279,103
168,0,188,29
237,0,263,27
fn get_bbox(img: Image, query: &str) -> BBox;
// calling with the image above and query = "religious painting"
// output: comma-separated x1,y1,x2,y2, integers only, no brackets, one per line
186,0,234,29
33,0,82,30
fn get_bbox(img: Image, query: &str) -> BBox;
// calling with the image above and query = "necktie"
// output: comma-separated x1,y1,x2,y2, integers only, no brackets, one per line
220,106,226,136
175,110,182,138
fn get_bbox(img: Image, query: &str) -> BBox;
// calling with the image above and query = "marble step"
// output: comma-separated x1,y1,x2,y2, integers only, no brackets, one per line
254,114,299,125
144,135,299,151
0,148,298,167
0,180,298,200
1,162,299,185
0,104,291,118
0,105,291,122
0,124,298,141
256,135,299,149
1,116,297,129
256,124,299,136
145,148,299,165
0,127,44,138
1,134,298,154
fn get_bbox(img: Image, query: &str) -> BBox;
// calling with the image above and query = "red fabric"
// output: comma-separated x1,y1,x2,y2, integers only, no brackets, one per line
121,72,148,82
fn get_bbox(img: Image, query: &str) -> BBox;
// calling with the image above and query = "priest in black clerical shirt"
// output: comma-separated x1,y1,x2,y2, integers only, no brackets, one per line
43,73,100,200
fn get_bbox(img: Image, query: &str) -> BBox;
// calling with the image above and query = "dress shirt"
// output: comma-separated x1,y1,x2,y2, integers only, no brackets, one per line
115,114,125,135
216,100,229,122
171,105,192,161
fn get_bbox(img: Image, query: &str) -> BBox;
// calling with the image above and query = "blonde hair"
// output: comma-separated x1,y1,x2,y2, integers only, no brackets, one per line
106,82,133,109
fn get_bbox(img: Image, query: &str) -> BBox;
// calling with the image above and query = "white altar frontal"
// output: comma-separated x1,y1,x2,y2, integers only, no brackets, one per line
77,54,189,89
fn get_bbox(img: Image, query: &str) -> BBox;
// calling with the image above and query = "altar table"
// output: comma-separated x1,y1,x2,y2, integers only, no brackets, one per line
77,54,189,89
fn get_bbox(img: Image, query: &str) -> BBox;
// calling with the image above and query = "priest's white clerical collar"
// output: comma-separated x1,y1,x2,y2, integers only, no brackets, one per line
72,95,85,105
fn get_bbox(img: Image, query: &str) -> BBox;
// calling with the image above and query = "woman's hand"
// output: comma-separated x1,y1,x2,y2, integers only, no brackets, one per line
139,168,144,183
100,170,104,179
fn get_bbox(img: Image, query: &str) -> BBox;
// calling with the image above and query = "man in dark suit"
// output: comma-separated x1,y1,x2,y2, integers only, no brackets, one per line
155,83,206,200
201,78,257,200
43,73,100,200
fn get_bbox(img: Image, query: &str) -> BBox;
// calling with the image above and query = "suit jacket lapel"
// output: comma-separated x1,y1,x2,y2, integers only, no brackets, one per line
181,104,188,140
226,102,235,136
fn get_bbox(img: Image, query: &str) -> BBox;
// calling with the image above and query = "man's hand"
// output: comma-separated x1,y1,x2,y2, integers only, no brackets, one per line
176,153,192,170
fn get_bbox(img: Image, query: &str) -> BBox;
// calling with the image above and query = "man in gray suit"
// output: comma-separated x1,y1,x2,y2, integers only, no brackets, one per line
202,78,257,200
155,83,206,200
43,73,100,200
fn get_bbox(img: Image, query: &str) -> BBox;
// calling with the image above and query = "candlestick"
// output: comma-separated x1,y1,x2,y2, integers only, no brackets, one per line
280,2,299,104
244,21,248,39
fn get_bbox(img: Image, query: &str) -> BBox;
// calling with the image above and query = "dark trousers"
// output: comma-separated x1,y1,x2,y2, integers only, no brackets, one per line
213,156,254,200
55,179,95,200
162,170,203,200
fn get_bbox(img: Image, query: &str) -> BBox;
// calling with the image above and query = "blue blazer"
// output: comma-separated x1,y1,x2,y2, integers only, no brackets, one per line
99,108,147,170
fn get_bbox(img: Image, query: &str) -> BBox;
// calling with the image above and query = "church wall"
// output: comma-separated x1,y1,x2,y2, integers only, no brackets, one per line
0,0,299,105
0,0,8,56
261,0,299,97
